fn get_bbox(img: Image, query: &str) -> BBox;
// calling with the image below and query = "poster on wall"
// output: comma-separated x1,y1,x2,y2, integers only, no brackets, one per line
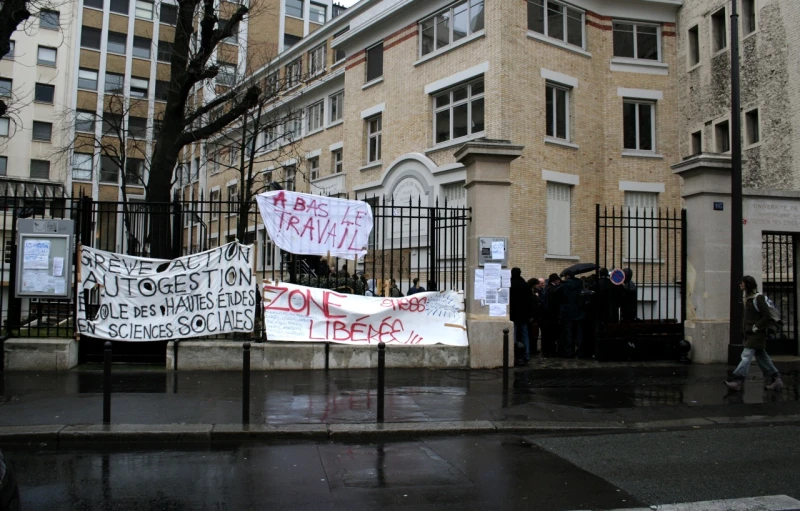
263,281,468,346
255,190,373,260
77,243,256,341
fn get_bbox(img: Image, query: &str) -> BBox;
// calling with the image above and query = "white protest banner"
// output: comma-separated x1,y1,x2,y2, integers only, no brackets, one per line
263,281,468,346
77,243,256,341
256,190,373,260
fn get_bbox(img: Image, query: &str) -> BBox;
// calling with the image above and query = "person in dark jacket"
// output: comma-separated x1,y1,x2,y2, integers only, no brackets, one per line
539,273,562,357
594,268,619,325
408,278,425,295
725,276,785,391
559,271,585,358
620,268,638,322
527,278,544,356
509,267,534,365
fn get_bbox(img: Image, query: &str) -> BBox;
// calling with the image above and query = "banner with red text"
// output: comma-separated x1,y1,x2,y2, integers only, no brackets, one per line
256,191,373,260
263,281,468,346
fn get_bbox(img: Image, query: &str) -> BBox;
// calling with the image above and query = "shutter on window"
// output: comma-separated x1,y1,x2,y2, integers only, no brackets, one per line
624,191,658,261
547,182,571,255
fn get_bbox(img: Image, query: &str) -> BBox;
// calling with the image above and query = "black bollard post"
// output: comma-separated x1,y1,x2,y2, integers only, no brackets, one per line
103,341,112,424
377,342,385,423
325,342,330,371
242,342,251,425
502,328,509,392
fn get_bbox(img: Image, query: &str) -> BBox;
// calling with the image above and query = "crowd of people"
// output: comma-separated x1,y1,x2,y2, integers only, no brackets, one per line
509,267,639,366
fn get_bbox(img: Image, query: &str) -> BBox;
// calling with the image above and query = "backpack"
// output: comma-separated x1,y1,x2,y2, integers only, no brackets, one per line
753,293,783,333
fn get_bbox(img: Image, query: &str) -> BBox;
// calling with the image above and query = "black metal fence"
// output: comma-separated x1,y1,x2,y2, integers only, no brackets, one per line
762,232,798,355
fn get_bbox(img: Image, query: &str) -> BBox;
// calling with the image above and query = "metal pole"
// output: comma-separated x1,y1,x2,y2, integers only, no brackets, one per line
728,0,744,365
377,342,385,423
242,342,251,424
502,328,509,392
103,341,112,425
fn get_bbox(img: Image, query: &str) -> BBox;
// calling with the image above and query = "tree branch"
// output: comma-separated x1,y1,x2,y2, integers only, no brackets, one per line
177,85,260,146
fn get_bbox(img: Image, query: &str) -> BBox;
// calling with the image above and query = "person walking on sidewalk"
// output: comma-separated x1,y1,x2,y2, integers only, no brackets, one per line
725,275,784,391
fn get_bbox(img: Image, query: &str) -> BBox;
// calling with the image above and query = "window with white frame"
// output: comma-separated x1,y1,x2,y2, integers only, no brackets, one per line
265,125,279,149
367,115,382,163
308,156,319,180
40,10,59,30
107,32,127,54
310,2,326,23
265,70,279,95
217,63,236,86
332,149,342,173
309,44,326,76
745,108,760,146
227,183,239,213
78,69,98,90
135,0,154,19
333,28,348,62
715,120,730,153
528,0,584,49
129,77,149,98
624,191,658,262
284,165,296,191
365,43,383,83
284,116,302,143
286,58,302,88
286,0,303,18
545,83,570,141
76,110,96,132
623,100,655,153
613,22,660,61
306,100,324,133
419,0,485,57
0,117,8,137
546,181,571,256
160,4,178,24
73,153,93,180
37,46,57,66
133,36,151,59
209,189,220,219
711,8,726,52
433,78,484,145
329,90,343,124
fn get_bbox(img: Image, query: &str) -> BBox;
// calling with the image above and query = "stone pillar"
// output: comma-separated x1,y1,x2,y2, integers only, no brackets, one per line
671,154,734,363
454,140,523,368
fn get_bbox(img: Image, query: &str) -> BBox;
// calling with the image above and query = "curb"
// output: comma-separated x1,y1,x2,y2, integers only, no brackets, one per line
2,415,799,446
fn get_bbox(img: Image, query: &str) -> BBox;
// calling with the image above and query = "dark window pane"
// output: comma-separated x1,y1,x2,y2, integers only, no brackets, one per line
286,0,303,18
637,26,658,60
613,23,634,57
32,121,52,141
85,0,104,8
155,80,170,101
639,104,653,150
78,69,98,90
421,18,435,55
76,111,96,132
100,156,119,182
556,88,567,139
623,102,637,149
435,12,450,50
128,117,147,138
471,97,484,133
35,83,55,103
471,79,484,95
528,0,544,33
157,40,174,62
30,159,50,179
566,8,582,47
546,86,554,137
40,10,59,30
453,85,468,102
453,103,468,139
160,4,178,25
132,36,151,59
436,109,450,143
366,43,383,82
81,26,102,49
105,73,124,93
284,34,301,49
108,32,127,54
110,0,129,14
547,3,563,40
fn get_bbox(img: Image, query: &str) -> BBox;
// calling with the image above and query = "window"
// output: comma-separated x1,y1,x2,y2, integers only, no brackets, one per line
333,28,348,62
4,41,15,59
329,90,343,123
155,80,169,101
623,100,655,152
76,110,96,132
711,8,726,52
308,156,319,180
332,149,342,173
81,26,102,49
624,191,658,262
108,32,127,54
0,117,7,136
419,0,484,57
105,72,124,93
309,2,326,23
367,114,382,163
688,25,699,66
160,4,178,25
132,36,151,59
0,157,6,176
220,18,238,43
546,182,571,256
73,153,93,180
32,121,52,141
34,83,55,103
102,112,123,135
286,58,301,88
85,0,104,8
37,46,57,66
157,40,174,62
265,71,279,95
308,44,326,76
130,77,149,98
745,109,760,146
715,120,730,153
125,158,144,183
433,78,485,144
135,0,154,19
100,156,119,182
217,63,236,86
78,69,98,90
40,10,59,30
153,117,162,137
365,42,383,82
30,159,51,179
691,130,702,155
227,182,238,204
742,0,756,34
0,79,11,97
528,0,584,49
209,189,220,218
306,100,324,133
545,83,569,141
284,165,296,191
265,126,279,149
110,0,129,14
284,34,301,49
283,116,302,142
613,22,659,61
128,116,147,138
286,0,303,18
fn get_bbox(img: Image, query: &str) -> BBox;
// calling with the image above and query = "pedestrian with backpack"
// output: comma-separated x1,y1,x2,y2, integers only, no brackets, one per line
725,276,784,391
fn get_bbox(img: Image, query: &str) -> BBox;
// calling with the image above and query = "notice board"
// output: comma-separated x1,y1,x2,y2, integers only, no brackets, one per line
15,219,75,299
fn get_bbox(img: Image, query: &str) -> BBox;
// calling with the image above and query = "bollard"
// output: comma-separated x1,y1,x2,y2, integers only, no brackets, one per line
502,328,509,392
325,342,330,371
377,342,385,423
103,341,112,424
242,342,251,425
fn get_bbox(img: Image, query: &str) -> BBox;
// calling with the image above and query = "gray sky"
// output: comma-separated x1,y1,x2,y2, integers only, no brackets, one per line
338,0,360,6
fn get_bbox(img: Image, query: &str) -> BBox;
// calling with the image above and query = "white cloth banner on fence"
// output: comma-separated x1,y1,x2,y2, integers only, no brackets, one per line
263,281,468,346
255,190,373,261
77,243,256,341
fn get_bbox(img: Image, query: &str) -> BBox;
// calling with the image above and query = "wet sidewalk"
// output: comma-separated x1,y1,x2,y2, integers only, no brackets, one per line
2,359,799,434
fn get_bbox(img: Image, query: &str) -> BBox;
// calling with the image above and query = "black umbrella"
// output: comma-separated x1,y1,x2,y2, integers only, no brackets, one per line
560,262,597,276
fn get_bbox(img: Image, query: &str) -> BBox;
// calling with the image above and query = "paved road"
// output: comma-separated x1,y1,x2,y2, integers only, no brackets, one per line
4,425,800,510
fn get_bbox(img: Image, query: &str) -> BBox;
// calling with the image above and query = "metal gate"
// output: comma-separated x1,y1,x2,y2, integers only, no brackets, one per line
762,233,798,355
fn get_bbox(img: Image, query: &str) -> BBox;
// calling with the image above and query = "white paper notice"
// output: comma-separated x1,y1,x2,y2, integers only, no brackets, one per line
489,304,507,317
23,240,50,269
21,272,37,292
500,269,511,288
485,276,501,290
53,257,64,277
497,288,510,305
474,282,486,300
54,280,66,295
484,263,501,279
34,272,48,292
485,288,498,304
491,241,505,260
474,269,484,282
